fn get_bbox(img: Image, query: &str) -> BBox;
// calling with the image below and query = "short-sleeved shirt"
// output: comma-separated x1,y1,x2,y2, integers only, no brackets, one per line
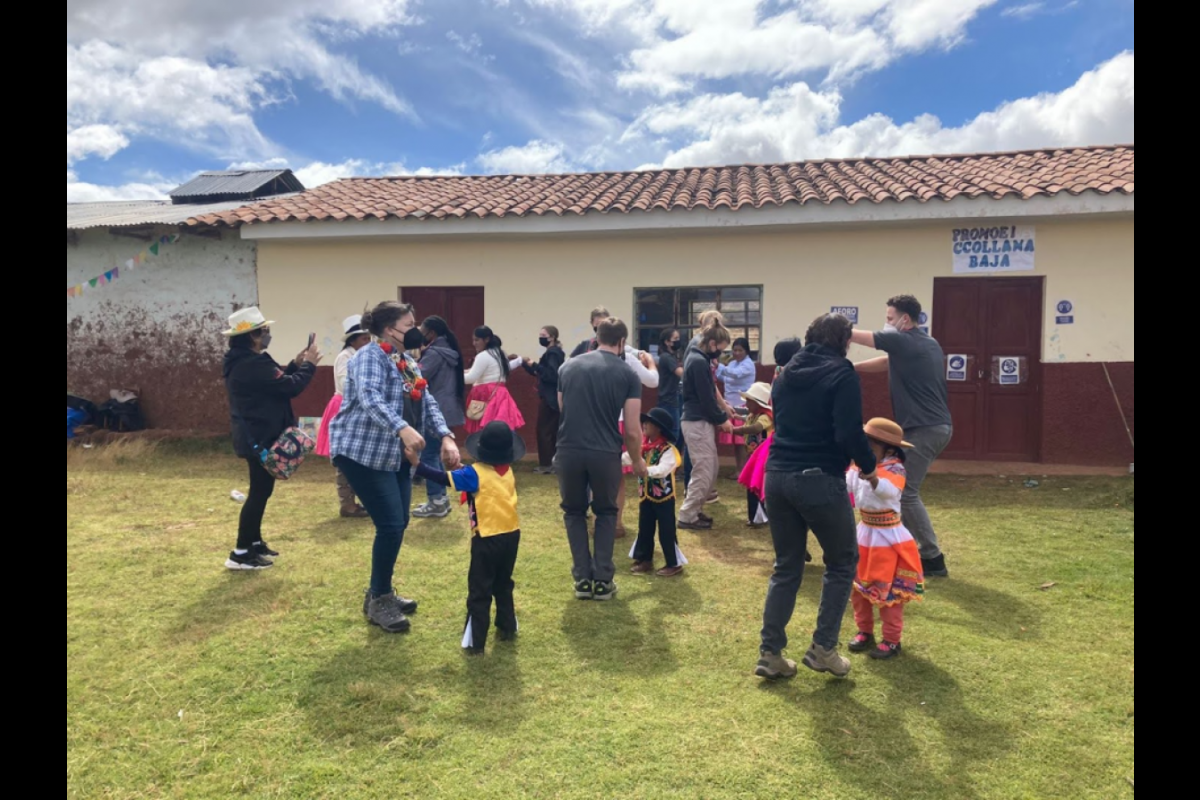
873,328,953,430
557,350,642,454
657,351,681,402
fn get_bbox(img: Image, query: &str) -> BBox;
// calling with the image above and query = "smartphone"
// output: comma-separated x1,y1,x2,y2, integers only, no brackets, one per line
307,333,316,349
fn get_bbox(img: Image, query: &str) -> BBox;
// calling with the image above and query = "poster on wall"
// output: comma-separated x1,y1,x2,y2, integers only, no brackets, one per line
946,355,968,382
997,357,1022,385
1055,300,1075,324
952,226,1036,274
831,306,859,324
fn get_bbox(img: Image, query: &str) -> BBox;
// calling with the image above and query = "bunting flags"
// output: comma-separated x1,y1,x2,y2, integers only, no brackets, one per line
67,233,181,299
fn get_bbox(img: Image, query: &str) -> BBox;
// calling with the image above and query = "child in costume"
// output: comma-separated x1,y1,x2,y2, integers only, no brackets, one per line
624,407,688,578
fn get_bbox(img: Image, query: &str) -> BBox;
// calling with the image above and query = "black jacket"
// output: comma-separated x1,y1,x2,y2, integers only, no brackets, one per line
420,337,466,428
682,341,728,425
523,345,566,410
224,348,316,458
570,338,598,359
767,343,877,477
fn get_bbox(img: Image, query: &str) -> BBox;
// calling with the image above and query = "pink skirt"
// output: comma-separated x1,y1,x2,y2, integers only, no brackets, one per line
718,414,747,445
737,432,772,500
315,393,342,458
464,383,526,434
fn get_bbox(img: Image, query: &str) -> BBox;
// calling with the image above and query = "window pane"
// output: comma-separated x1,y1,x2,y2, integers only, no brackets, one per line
636,289,676,326
725,311,748,325
722,287,761,301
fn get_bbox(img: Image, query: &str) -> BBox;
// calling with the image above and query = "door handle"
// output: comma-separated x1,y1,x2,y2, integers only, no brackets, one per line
978,370,985,380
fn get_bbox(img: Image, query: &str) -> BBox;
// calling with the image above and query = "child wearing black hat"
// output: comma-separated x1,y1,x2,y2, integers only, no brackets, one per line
623,407,689,578
410,420,524,655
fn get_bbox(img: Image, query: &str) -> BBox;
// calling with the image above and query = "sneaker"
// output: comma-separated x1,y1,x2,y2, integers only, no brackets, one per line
253,542,279,558
225,551,273,571
631,561,655,575
922,554,950,578
803,643,852,678
698,513,714,524
366,594,412,633
849,632,877,653
413,499,452,519
705,493,720,505
592,581,618,602
533,466,554,475
574,580,594,600
656,566,684,578
755,651,798,680
362,589,418,617
870,641,903,660
679,518,713,531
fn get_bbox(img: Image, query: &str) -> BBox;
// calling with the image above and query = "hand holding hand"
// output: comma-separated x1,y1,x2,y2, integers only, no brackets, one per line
719,421,734,434
399,426,425,458
441,437,462,470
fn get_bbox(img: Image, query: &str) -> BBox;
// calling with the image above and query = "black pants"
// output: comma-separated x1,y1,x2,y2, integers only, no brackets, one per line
558,449,622,583
747,489,764,524
237,458,276,550
633,499,680,568
464,531,521,651
537,398,560,468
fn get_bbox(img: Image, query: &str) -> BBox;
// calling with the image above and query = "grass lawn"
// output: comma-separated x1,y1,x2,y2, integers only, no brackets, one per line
67,441,1134,800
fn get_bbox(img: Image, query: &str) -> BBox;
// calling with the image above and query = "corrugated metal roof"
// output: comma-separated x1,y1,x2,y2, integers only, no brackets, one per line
66,196,299,230
169,170,304,200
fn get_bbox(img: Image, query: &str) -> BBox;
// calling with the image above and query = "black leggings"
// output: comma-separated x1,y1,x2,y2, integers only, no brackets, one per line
237,458,276,550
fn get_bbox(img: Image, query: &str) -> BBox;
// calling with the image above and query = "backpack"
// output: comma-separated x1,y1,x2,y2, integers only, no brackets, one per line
67,407,86,439
97,396,146,432
67,394,98,425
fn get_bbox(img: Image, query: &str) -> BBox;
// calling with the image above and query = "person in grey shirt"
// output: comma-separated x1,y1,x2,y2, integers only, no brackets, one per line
852,294,953,578
556,318,648,602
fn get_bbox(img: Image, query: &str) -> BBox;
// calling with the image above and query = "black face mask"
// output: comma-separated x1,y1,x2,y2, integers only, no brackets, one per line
539,336,551,347
708,349,723,360
403,328,426,351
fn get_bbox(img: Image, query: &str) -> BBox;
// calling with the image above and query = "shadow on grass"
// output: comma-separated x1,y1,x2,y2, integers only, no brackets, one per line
168,574,286,644
559,581,687,677
760,654,1014,799
935,579,1042,640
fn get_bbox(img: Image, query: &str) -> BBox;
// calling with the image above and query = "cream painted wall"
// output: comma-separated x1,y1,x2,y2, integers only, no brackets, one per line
255,216,1133,365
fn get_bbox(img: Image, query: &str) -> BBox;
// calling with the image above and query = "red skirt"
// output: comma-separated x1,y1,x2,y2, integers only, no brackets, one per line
315,394,342,458
464,383,526,434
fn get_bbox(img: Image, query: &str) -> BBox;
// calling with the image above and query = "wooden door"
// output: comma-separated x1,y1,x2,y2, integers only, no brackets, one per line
932,277,1044,461
399,286,485,365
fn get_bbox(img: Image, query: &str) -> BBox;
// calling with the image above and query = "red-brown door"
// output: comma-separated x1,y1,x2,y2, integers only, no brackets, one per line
399,286,485,366
933,277,1044,462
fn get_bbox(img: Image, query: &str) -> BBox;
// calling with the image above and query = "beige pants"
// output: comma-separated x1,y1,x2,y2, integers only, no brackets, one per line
679,421,718,524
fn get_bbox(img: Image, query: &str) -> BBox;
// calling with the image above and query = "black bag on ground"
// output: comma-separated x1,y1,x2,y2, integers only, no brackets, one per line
97,397,146,432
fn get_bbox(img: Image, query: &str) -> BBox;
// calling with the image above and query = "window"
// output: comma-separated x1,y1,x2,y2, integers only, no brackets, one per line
633,285,763,358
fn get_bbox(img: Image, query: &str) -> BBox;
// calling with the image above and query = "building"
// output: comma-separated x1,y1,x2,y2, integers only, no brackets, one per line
66,170,302,429
193,146,1133,465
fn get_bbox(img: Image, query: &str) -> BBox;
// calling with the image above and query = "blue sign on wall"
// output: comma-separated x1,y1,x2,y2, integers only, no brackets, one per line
1055,300,1074,325
831,306,859,324
947,354,967,382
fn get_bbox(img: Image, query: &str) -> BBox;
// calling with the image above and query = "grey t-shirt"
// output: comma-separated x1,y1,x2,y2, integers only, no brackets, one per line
874,328,953,430
557,350,642,453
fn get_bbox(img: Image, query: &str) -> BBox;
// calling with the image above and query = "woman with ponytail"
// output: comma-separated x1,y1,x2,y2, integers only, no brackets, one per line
463,325,526,435
413,316,468,518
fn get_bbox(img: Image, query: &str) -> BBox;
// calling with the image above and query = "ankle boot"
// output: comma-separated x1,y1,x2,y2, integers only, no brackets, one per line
336,470,369,518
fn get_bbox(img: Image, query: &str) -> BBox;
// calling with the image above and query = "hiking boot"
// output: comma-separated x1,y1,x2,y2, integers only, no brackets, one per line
656,566,684,578
341,505,370,519
631,561,655,575
849,632,877,653
225,551,273,571
593,581,618,602
679,518,713,531
699,513,714,524
253,541,279,559
413,498,452,519
803,643,852,678
574,580,594,600
366,594,412,633
337,472,369,518
870,641,903,660
922,554,949,578
755,651,798,680
363,589,418,617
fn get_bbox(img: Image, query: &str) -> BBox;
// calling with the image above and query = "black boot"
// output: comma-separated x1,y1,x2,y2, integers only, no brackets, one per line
922,554,949,578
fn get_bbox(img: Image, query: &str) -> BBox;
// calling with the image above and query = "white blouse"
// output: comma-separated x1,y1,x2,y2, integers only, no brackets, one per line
464,350,524,386
333,348,355,396
620,346,659,422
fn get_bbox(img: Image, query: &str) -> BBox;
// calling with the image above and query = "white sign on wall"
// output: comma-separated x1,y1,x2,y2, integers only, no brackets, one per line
952,226,1036,274
947,354,968,382
998,357,1022,385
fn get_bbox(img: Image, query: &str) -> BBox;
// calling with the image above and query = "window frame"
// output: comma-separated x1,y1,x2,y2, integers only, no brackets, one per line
632,284,764,359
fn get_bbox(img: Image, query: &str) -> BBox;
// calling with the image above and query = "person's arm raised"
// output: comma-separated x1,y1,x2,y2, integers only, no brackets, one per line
850,329,877,349
855,356,890,374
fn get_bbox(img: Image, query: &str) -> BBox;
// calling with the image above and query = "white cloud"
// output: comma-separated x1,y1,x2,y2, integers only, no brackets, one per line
66,170,175,203
631,51,1133,168
447,31,486,56
1003,2,1045,17
477,140,574,174
66,124,129,164
530,0,999,95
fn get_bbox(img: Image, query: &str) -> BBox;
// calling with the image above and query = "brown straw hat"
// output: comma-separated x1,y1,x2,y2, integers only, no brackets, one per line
864,418,914,449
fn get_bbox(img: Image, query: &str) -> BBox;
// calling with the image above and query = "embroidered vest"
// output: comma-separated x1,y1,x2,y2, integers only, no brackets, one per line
638,442,681,503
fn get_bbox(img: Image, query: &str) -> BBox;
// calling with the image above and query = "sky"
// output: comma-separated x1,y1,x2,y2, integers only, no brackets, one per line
66,0,1135,202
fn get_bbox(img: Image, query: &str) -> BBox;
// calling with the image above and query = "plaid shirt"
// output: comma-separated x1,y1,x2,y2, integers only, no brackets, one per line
330,343,451,472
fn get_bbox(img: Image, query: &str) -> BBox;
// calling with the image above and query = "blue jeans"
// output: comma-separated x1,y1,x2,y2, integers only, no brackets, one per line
334,456,413,597
761,471,858,653
420,435,446,502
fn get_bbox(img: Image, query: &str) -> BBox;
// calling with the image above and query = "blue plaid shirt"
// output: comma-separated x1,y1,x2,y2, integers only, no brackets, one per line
330,344,451,472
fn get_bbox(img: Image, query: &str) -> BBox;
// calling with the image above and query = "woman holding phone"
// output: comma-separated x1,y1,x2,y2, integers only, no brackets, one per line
330,302,461,634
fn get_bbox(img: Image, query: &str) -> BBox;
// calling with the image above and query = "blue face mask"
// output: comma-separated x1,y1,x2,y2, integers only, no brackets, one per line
259,332,272,350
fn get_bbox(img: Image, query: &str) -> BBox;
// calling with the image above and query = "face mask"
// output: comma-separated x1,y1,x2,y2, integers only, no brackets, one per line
708,349,723,360
592,326,599,334
882,323,899,334
259,332,272,350
403,328,426,351
539,336,551,348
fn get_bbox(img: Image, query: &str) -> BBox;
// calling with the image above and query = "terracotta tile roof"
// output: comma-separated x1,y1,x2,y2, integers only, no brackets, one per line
192,145,1133,228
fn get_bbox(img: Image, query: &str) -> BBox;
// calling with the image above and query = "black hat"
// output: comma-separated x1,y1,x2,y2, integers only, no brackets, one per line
465,421,527,466
640,407,677,444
